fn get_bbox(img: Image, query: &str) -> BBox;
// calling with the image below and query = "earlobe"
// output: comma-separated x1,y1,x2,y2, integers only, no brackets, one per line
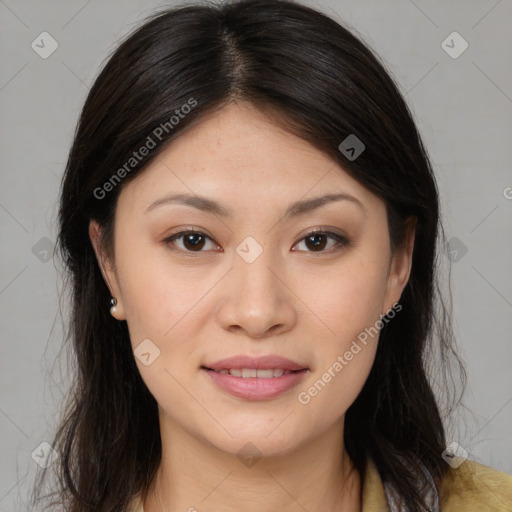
88,220,126,320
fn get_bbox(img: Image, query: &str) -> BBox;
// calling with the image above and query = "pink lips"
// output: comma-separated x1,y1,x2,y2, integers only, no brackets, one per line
201,355,309,401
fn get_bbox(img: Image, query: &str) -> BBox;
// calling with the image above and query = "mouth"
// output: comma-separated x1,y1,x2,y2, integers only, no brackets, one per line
200,355,309,400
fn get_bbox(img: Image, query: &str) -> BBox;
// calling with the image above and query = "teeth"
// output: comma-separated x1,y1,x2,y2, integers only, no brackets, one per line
256,369,274,378
215,368,293,378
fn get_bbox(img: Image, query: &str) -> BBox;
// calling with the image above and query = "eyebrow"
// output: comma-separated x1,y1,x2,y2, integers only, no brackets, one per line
144,191,366,218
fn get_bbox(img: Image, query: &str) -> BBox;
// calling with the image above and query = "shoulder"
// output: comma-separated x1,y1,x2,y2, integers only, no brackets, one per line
362,458,512,511
439,460,512,511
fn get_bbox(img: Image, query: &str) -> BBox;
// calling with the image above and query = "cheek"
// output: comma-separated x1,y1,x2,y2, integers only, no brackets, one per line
299,254,390,345
115,239,210,342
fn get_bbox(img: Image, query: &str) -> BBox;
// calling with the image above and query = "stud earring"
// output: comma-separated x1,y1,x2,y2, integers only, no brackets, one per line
110,297,118,316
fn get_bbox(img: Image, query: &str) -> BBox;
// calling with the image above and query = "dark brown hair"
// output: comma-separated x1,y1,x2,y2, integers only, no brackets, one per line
32,1,465,510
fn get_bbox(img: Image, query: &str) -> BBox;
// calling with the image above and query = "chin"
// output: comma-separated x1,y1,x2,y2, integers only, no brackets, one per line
204,426,303,460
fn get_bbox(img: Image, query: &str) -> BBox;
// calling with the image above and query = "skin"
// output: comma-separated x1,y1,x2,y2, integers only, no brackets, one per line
90,101,415,512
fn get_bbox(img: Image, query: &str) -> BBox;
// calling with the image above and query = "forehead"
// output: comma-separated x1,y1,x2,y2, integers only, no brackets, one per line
153,102,335,181
117,101,382,215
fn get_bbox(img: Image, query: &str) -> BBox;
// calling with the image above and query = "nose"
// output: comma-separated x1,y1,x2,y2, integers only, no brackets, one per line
215,242,297,339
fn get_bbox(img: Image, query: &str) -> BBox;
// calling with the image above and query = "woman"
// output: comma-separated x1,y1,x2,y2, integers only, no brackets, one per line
32,0,512,510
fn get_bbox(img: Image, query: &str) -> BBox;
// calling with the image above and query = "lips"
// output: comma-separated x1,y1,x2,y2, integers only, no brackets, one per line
201,355,309,400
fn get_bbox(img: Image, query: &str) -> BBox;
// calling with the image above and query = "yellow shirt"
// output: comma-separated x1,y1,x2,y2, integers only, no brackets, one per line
128,459,512,511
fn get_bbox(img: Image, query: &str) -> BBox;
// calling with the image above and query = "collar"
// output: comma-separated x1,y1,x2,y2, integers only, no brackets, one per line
361,458,388,510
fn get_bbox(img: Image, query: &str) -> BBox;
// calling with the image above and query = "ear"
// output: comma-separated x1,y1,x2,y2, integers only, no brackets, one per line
382,217,416,315
88,220,126,320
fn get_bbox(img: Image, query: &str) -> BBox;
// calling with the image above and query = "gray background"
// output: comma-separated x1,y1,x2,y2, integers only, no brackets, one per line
1,0,511,510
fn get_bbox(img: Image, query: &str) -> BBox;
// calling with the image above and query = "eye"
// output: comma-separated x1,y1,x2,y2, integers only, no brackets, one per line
292,229,350,253
164,228,350,254
164,229,220,253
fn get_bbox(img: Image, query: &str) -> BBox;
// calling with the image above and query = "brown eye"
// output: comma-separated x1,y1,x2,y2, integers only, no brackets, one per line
293,230,349,253
304,233,328,251
165,230,219,253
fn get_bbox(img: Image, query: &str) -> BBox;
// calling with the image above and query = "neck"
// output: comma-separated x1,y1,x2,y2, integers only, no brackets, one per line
144,411,361,512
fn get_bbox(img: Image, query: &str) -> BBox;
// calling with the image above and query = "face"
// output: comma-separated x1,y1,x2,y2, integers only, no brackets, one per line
90,101,413,459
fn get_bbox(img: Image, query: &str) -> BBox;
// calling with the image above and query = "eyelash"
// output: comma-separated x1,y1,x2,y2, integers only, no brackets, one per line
163,228,350,255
